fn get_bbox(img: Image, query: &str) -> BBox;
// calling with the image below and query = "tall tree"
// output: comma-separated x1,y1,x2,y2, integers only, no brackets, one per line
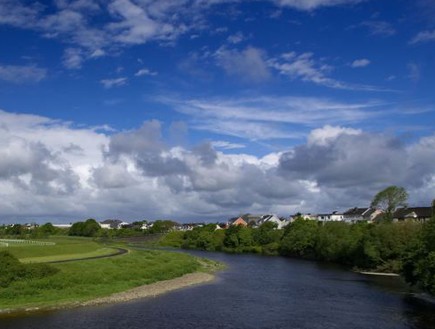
371,186,408,220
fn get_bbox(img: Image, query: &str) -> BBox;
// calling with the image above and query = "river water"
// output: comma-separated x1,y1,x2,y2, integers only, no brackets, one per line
1,251,434,329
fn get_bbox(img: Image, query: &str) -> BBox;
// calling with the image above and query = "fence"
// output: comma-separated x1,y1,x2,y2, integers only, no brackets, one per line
0,239,56,247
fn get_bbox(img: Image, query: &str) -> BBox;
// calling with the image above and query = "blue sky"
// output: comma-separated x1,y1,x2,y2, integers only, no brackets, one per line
0,0,434,223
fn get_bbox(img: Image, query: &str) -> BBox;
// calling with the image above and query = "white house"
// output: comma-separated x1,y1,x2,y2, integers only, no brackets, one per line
258,214,288,229
53,223,72,229
99,219,130,229
317,211,344,222
343,207,383,223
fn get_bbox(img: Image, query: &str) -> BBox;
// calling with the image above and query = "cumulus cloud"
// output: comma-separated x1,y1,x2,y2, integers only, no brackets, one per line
279,126,435,209
0,64,47,83
0,109,433,223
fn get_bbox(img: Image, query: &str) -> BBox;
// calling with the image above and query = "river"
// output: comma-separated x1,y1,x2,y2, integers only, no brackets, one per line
1,250,434,329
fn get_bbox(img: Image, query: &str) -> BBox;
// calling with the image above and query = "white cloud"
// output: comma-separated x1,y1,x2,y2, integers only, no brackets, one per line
360,21,396,37
275,0,362,10
269,52,392,91
307,125,361,146
408,62,421,82
162,95,382,140
63,48,84,69
0,109,433,222
0,0,370,69
0,64,47,83
100,77,128,88
107,0,176,45
351,58,370,68
90,49,105,58
135,67,158,76
410,30,435,44
215,46,271,82
211,141,246,150
227,31,245,44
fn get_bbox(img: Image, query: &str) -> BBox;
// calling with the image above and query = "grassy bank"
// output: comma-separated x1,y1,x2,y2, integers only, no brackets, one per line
0,238,221,313
4,237,104,261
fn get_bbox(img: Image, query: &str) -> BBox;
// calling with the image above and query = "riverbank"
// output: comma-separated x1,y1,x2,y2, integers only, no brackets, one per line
0,246,222,316
0,272,215,317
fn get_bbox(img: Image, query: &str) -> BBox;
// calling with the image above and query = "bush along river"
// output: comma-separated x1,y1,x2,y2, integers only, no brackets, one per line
1,250,434,329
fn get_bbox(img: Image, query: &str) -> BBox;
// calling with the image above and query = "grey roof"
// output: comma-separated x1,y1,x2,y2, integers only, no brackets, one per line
393,207,433,219
343,207,369,216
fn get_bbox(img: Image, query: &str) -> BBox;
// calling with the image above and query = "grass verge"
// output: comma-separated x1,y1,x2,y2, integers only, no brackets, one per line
0,248,221,313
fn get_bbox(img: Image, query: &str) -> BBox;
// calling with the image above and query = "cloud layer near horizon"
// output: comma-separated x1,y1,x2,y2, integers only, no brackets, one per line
0,109,434,223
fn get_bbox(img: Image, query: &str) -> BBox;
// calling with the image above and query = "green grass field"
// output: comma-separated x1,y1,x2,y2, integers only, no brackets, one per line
1,237,105,261
0,237,218,311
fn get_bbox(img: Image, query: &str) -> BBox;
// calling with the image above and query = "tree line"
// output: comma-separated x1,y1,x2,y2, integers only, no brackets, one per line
0,219,179,239
161,216,435,295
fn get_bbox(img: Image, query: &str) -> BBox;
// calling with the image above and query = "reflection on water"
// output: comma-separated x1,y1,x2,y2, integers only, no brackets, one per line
1,250,434,329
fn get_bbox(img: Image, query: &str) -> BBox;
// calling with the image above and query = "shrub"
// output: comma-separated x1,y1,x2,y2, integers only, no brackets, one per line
0,251,59,287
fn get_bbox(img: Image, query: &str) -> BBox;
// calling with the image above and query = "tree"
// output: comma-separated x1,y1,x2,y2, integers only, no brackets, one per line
401,217,435,294
371,186,408,220
148,220,177,234
68,219,100,237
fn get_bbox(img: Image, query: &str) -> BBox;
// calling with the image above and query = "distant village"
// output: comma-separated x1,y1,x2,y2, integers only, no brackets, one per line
11,203,434,233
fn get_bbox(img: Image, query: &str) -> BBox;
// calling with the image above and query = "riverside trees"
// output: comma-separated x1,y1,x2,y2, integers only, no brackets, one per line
371,186,408,220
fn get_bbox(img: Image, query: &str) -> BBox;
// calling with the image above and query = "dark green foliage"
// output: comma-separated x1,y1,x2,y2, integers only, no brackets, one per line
0,251,59,288
160,231,185,248
371,186,408,220
253,222,282,246
280,219,319,258
160,217,435,295
69,219,101,237
402,217,435,294
148,220,177,234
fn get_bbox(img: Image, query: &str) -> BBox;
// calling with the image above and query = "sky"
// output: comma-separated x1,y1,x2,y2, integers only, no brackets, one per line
0,0,434,223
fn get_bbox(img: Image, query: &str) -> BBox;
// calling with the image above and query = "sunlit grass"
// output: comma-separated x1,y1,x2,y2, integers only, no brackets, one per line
19,247,119,263
0,249,205,310
1,237,103,260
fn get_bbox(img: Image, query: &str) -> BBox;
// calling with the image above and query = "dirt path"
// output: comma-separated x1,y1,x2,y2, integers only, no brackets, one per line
46,247,129,264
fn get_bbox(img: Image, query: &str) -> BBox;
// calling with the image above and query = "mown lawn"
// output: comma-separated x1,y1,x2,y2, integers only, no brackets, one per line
0,249,204,310
0,237,105,261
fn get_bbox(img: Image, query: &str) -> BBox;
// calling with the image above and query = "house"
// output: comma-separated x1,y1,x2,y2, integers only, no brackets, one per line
258,214,288,229
53,223,72,229
392,207,433,223
289,213,318,222
99,219,130,229
24,223,39,230
215,223,228,230
228,217,248,227
343,207,383,223
317,211,344,222
241,214,263,227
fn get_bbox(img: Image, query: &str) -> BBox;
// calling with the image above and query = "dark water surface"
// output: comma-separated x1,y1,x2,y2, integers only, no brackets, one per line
1,251,434,329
